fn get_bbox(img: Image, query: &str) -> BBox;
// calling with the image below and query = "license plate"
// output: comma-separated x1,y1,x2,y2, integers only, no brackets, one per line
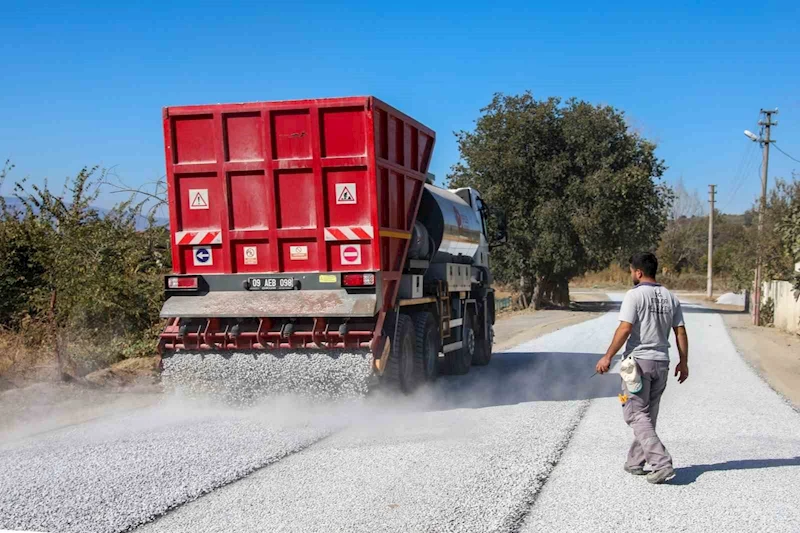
248,277,294,291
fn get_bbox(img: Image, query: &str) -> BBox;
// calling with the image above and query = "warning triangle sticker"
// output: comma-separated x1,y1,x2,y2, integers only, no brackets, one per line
338,187,354,202
191,192,208,208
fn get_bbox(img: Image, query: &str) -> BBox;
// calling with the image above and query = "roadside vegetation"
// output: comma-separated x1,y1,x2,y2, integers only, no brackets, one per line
449,93,798,305
574,177,800,293
0,161,169,385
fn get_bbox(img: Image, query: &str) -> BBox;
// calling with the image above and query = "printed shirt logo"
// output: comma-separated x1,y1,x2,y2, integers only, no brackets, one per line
647,290,671,315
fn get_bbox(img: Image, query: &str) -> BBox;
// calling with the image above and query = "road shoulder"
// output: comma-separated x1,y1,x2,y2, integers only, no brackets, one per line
721,312,800,409
492,292,609,352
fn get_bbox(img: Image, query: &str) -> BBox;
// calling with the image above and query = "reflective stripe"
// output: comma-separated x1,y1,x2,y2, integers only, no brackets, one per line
175,231,222,245
324,226,374,241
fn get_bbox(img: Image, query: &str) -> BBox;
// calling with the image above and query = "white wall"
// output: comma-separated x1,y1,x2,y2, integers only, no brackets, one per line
762,281,800,335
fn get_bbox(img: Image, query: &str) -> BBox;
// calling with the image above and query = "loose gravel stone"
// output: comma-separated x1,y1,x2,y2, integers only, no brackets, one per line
716,292,746,306
138,314,622,533
138,401,589,533
521,295,800,533
161,349,374,402
0,397,340,533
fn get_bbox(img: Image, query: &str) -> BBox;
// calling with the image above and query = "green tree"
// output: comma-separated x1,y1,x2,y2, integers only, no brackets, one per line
449,93,671,307
721,179,798,292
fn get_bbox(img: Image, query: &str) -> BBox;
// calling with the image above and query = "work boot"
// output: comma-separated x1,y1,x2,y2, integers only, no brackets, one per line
646,466,675,484
623,464,647,476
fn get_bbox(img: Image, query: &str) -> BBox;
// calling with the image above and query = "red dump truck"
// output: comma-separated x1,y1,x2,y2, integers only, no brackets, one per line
158,96,505,394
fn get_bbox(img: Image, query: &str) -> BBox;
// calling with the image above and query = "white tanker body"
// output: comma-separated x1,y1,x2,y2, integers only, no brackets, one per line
384,181,504,389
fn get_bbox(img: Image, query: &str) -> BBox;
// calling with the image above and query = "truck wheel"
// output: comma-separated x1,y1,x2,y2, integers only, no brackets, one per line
412,311,439,383
383,313,416,393
472,318,492,366
443,310,474,375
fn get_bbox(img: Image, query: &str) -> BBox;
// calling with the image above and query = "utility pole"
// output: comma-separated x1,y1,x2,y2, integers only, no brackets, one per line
753,109,778,326
707,184,715,299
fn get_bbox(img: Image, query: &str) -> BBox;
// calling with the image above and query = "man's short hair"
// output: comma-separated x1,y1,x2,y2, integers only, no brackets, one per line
630,252,658,278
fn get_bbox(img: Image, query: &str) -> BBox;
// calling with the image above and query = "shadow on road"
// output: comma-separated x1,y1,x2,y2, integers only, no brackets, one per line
671,456,800,485
426,351,620,410
569,301,621,313
680,306,746,315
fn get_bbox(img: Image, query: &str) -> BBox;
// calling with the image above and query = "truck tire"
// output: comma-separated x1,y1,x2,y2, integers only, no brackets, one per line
443,310,474,375
472,316,492,366
412,311,439,383
383,313,416,393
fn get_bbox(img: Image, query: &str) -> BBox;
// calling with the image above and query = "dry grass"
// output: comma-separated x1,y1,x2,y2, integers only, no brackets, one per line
0,321,153,387
0,327,59,386
572,265,735,292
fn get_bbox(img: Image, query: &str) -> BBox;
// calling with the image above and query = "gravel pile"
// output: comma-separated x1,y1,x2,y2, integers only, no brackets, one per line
716,292,746,306
0,398,340,533
161,349,375,402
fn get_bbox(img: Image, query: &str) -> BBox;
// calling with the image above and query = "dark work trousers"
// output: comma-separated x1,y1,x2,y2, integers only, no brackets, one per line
622,359,673,470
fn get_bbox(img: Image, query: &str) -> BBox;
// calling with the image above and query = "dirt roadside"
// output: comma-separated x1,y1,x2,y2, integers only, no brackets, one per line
721,313,800,409
493,292,609,351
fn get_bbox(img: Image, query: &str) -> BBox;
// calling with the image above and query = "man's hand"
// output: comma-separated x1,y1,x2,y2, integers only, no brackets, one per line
675,362,689,383
597,321,633,375
595,355,613,374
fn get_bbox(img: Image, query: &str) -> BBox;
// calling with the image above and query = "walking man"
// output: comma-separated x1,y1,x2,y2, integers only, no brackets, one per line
595,252,689,484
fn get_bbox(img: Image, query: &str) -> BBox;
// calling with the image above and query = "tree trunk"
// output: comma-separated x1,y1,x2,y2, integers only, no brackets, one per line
532,274,547,310
553,278,570,307
520,273,536,309
49,289,73,382
50,290,65,381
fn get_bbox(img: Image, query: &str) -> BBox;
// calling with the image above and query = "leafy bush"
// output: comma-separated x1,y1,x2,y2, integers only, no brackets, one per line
0,162,170,378
759,297,775,327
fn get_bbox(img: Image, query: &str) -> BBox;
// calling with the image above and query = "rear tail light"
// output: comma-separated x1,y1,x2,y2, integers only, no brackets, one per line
167,276,199,290
342,273,376,287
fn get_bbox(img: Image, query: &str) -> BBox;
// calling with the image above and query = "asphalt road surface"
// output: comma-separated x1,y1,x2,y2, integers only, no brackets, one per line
2,294,799,533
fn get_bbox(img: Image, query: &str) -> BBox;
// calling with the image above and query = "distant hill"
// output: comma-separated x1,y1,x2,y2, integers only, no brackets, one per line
1,196,168,230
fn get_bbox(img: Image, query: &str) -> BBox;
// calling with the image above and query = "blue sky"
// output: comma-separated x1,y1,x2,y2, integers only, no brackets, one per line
1,1,799,214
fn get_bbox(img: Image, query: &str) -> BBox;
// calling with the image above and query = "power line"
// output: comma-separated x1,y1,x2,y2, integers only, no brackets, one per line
773,143,800,164
721,142,759,212
720,115,761,213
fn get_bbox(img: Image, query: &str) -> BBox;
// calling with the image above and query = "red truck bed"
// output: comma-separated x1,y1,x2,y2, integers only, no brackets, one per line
162,96,435,318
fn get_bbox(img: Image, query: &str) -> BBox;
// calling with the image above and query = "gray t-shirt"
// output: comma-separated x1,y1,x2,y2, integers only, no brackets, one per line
619,283,685,361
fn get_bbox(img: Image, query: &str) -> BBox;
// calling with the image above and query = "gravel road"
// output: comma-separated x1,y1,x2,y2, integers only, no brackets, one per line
521,295,800,533
2,294,799,533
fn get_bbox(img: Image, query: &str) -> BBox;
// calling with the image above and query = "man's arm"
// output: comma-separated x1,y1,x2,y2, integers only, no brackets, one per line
595,321,633,374
673,325,689,383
